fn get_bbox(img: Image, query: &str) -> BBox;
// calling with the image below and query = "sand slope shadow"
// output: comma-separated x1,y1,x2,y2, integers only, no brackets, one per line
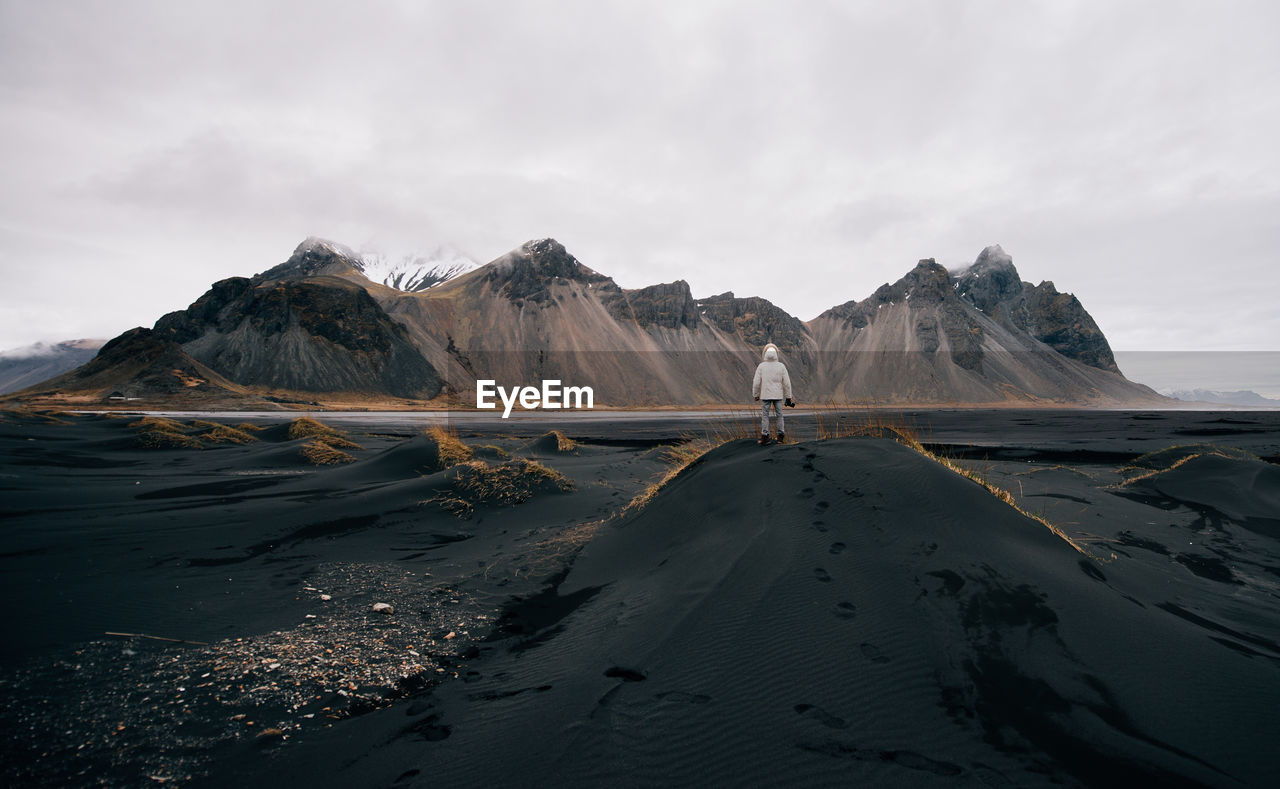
245,438,1280,788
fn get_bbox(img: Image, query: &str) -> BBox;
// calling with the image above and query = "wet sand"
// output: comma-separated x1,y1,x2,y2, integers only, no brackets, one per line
1,409,1278,786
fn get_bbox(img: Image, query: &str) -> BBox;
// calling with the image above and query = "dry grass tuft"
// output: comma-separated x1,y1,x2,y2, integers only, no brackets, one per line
1117,444,1257,485
128,415,204,449
234,422,267,432
134,429,204,450
527,429,579,453
425,425,473,467
320,434,363,450
548,429,577,452
473,444,510,460
129,416,186,433
882,421,1092,557
198,424,258,445
286,417,362,450
431,458,573,517
624,437,721,514
621,410,763,514
299,439,356,465
287,416,341,440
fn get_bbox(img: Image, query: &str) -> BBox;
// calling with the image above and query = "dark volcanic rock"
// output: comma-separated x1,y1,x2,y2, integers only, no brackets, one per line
817,260,985,370
256,238,364,282
955,245,1024,318
954,245,1118,373
69,328,237,397
76,328,180,382
610,281,702,330
819,259,953,328
1023,282,1119,373
155,279,442,398
486,239,616,304
155,277,255,343
698,293,808,352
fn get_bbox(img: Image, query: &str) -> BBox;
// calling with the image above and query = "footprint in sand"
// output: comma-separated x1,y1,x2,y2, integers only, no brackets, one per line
833,602,857,620
880,750,964,776
794,703,848,729
829,542,846,555
814,501,830,512
860,643,890,664
813,567,832,583
798,487,815,499
655,691,711,705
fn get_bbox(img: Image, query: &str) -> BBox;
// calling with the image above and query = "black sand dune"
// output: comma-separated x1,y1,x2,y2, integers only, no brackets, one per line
1122,453,1280,538
239,439,1278,788
3,411,1279,787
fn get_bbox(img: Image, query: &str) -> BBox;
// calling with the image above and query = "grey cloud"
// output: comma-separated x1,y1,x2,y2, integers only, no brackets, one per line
1,0,1278,350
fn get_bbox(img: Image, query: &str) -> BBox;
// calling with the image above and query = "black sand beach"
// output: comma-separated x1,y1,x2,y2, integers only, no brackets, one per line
2,409,1279,786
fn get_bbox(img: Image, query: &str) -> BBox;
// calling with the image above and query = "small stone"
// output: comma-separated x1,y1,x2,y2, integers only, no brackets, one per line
319,594,332,601
372,603,394,614
444,631,456,640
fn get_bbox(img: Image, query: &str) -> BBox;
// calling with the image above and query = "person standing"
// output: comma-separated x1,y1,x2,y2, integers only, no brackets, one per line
752,343,794,445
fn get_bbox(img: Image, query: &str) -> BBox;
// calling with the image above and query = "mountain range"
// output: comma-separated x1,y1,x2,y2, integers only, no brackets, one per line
9,238,1164,407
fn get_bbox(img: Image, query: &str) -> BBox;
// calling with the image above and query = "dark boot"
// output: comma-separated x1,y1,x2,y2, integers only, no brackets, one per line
777,432,786,444
759,433,770,446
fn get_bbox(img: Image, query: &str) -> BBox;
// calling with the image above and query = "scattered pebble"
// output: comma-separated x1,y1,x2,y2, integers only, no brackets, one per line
0,563,484,786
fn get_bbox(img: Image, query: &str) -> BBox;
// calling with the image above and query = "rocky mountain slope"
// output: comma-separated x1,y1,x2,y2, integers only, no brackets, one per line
10,239,1163,407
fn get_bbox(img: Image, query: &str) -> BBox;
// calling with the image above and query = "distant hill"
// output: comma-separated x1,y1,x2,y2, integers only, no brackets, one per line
10,239,1166,407
0,339,105,394
1169,389,1280,406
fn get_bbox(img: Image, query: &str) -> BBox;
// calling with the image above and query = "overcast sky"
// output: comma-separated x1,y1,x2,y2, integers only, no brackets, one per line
2,0,1277,352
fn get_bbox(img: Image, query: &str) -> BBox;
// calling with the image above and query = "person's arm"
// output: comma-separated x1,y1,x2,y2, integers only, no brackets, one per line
752,364,762,400
783,365,793,399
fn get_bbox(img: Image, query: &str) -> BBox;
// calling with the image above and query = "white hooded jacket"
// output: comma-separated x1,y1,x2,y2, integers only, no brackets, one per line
752,344,793,401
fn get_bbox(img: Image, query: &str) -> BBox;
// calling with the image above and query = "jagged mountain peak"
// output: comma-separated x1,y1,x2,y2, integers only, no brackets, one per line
954,245,1024,313
484,238,615,303
974,243,1015,270
257,237,364,282
494,238,590,275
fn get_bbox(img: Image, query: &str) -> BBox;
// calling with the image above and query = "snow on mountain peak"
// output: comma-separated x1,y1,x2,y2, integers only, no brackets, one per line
356,245,479,292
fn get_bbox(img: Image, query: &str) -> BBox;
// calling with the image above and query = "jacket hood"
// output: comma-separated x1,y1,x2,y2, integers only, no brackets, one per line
762,343,779,361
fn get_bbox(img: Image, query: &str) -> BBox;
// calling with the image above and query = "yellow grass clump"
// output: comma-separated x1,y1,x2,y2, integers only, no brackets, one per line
547,429,577,452
197,423,258,445
624,437,721,514
287,416,340,440
474,444,510,460
127,415,203,449
134,429,204,450
234,422,267,432
425,424,473,467
287,417,362,450
129,416,186,433
432,458,573,517
299,439,357,465
1116,444,1257,486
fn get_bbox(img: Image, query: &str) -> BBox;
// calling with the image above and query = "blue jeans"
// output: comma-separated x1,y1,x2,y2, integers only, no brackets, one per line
761,400,784,435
